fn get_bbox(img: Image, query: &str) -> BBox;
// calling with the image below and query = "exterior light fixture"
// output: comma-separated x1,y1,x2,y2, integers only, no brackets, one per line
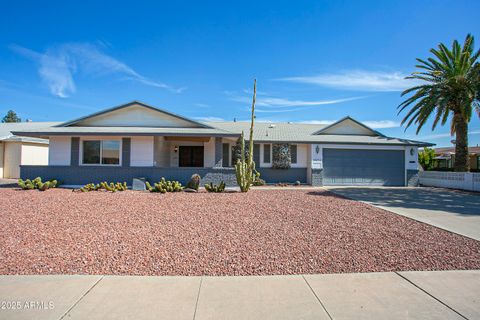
174,146,178,153
315,145,320,154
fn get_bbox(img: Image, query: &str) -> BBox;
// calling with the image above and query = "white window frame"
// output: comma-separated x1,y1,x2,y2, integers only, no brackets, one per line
80,138,122,166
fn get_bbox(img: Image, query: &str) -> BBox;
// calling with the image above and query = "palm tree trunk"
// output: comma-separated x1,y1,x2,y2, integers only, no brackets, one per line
453,112,469,172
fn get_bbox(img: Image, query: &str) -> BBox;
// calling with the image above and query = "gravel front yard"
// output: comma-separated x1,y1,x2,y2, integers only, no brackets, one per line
1,188,479,276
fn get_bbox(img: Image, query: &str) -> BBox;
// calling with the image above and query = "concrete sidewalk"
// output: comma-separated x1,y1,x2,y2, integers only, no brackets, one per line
1,270,479,320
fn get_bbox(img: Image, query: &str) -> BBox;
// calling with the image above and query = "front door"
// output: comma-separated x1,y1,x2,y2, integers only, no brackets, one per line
179,146,204,167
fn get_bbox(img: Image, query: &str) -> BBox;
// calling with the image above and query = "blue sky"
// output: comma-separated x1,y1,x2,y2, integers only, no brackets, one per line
1,0,479,147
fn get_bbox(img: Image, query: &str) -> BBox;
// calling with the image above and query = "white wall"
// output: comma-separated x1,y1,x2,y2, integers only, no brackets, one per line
49,136,71,165
405,146,419,170
420,171,480,192
0,142,3,178
4,142,21,178
21,143,49,165
130,136,154,166
204,138,215,167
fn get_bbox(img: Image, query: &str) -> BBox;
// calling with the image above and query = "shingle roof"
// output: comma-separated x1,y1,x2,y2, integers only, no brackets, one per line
10,116,433,146
0,122,61,144
205,121,433,146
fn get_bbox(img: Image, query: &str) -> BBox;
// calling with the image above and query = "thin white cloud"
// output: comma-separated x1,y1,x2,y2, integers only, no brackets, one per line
231,95,363,109
299,119,400,129
277,70,419,92
193,116,226,122
363,120,401,129
414,130,480,140
10,43,183,98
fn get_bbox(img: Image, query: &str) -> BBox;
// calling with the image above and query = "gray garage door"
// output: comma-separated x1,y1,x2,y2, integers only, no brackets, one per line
323,149,405,186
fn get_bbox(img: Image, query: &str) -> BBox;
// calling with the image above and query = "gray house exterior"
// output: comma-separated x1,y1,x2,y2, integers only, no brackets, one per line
13,101,433,187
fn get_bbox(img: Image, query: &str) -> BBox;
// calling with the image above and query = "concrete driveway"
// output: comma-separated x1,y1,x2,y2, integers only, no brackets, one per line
326,186,480,241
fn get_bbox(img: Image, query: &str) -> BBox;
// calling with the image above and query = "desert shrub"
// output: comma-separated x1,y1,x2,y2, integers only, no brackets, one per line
185,174,201,191
18,177,58,191
252,169,265,186
146,178,183,193
204,181,226,193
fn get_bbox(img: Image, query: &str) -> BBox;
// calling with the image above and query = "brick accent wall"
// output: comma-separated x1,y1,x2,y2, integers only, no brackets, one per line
311,169,323,186
407,169,419,187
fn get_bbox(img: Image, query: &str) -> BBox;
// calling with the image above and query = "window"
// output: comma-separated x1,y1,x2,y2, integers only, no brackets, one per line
263,144,271,164
477,156,480,169
222,143,230,167
82,140,120,165
253,144,260,165
290,144,297,164
179,146,204,167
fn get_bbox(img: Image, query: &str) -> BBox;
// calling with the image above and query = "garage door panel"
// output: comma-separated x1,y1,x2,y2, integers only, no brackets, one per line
323,149,405,186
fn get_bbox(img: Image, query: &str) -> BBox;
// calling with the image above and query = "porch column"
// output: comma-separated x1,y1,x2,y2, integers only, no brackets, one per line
71,137,79,166
122,138,131,167
214,137,223,168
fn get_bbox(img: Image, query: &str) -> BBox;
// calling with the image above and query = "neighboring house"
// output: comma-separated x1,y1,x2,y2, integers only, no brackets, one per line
433,146,480,171
0,122,59,178
13,101,433,186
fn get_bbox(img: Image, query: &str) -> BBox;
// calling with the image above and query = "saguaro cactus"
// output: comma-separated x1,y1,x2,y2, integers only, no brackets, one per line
235,79,257,192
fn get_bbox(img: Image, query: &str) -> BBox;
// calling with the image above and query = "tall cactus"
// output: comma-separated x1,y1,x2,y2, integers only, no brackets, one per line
235,79,256,192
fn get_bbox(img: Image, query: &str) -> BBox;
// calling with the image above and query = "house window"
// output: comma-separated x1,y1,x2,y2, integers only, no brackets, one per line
477,156,480,169
263,144,271,164
222,143,230,167
179,146,204,167
290,144,297,164
82,140,120,165
253,144,260,165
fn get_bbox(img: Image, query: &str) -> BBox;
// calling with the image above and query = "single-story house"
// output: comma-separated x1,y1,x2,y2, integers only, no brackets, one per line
433,146,480,171
13,101,433,186
0,122,59,178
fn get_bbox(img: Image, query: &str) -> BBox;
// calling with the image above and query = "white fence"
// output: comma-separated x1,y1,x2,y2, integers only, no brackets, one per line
419,171,480,192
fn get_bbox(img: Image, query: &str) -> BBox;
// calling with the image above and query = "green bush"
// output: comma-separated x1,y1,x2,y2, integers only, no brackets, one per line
146,178,183,193
204,181,226,193
18,177,58,191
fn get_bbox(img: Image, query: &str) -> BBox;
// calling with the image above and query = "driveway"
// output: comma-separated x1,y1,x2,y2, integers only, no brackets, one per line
326,186,480,241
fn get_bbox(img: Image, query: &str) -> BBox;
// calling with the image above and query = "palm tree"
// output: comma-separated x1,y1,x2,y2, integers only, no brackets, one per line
398,34,480,171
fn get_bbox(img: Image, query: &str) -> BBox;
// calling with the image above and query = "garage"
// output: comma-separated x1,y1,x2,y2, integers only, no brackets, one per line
322,148,405,186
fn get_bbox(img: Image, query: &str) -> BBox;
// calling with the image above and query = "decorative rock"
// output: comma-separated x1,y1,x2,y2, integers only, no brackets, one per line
183,188,198,193
132,178,146,191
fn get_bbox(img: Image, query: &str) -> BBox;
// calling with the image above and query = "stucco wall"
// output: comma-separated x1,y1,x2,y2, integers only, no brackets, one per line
130,136,154,166
21,143,49,165
4,142,21,178
0,142,3,178
49,136,71,165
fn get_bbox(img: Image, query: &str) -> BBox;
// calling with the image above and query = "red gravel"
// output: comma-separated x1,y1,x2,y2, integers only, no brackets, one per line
1,188,479,276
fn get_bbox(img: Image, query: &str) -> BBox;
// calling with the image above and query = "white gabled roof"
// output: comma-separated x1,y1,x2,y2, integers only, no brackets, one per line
58,101,214,129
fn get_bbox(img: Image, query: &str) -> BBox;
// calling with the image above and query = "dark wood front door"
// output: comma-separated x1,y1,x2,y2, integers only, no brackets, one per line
179,146,204,167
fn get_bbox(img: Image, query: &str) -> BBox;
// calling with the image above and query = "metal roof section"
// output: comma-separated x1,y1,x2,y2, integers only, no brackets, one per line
0,122,60,144
57,101,214,129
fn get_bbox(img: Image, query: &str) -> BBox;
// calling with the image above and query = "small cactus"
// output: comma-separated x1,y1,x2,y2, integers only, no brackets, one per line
205,181,226,193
